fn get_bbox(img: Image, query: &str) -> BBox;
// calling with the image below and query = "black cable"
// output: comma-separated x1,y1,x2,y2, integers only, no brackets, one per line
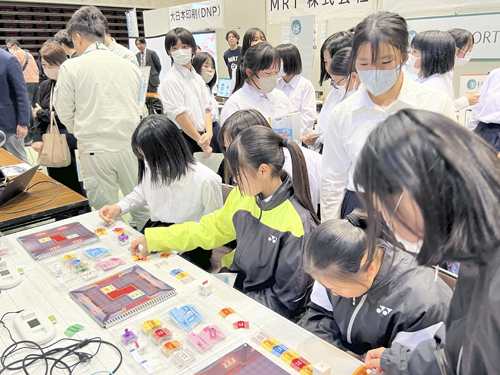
0,310,24,343
0,181,59,214
0,335,122,375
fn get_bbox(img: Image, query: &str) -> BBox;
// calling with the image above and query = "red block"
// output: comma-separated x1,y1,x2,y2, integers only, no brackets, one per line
291,357,310,372
50,234,67,243
106,285,137,299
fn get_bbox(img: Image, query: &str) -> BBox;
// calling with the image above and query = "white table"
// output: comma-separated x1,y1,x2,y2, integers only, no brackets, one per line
0,212,363,375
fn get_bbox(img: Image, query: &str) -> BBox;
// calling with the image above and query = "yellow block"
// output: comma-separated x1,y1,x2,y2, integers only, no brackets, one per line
281,350,300,365
262,338,280,352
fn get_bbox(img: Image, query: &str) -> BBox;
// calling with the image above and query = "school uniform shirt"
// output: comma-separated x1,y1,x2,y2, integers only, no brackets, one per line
416,74,455,103
159,62,212,132
283,147,321,209
117,162,223,223
145,175,317,320
107,38,139,67
276,74,316,136
321,74,455,221
467,68,500,131
220,82,292,125
302,243,452,371
54,42,142,150
207,86,219,122
446,70,470,111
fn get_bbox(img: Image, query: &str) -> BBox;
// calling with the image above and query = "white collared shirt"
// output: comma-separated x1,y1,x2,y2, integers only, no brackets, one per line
321,75,455,221
416,74,455,103
117,162,223,223
283,147,322,209
207,85,219,122
468,68,500,130
220,82,292,125
108,39,139,67
159,63,213,132
315,86,342,146
54,42,142,150
276,74,316,136
446,70,471,111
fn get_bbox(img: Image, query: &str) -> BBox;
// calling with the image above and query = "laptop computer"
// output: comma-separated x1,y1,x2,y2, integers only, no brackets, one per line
216,78,232,98
0,165,39,207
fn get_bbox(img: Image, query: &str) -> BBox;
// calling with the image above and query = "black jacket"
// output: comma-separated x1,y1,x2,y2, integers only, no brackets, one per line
302,244,452,360
32,79,77,150
135,48,162,92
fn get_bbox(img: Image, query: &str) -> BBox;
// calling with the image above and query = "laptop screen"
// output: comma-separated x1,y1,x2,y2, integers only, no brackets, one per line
216,78,232,98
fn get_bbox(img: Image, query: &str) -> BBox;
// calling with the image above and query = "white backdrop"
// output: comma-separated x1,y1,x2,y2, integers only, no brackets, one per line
383,0,500,16
407,13,500,60
129,36,172,82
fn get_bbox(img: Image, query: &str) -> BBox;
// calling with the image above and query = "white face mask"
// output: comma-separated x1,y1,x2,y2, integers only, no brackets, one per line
8,48,14,54
405,54,421,75
44,67,59,81
335,84,347,97
455,51,472,66
278,63,286,77
201,70,215,84
254,74,277,94
171,48,192,65
358,67,400,97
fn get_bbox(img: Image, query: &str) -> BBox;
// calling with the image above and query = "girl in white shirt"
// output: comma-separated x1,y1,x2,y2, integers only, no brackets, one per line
158,27,213,158
192,52,221,153
275,43,316,136
221,43,292,125
406,30,456,101
321,11,454,222
99,115,223,270
448,28,480,111
303,31,353,149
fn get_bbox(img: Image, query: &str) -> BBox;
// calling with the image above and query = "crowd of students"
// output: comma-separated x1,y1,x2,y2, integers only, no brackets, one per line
1,5,500,375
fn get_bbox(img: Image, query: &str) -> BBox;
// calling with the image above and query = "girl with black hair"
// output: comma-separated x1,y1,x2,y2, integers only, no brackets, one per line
229,28,266,94
321,11,454,222
99,115,223,271
218,109,322,211
304,31,353,149
192,52,221,153
275,43,316,136
220,43,292,126
131,126,319,320
354,108,500,374
302,210,451,366
406,31,456,102
158,27,213,158
447,28,480,110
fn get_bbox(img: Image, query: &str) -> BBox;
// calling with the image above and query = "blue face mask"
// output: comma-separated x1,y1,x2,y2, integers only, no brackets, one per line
357,66,401,97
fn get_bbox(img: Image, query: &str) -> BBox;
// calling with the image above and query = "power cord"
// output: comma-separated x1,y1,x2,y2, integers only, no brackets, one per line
0,311,122,375
0,181,59,214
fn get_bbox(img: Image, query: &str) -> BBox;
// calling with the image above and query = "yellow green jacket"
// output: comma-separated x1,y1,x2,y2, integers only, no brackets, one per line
145,176,317,319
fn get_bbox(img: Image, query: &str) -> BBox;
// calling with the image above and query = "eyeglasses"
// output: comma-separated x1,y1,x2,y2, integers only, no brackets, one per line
387,190,405,232
331,76,346,89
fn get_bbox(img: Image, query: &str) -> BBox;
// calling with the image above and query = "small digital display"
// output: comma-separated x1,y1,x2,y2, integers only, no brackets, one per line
0,269,10,276
27,318,41,328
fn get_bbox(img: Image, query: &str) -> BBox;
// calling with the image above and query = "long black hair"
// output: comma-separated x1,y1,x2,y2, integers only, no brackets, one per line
131,114,195,187
411,30,455,77
227,126,319,224
233,42,279,93
353,108,500,268
192,52,217,89
319,31,353,85
329,47,353,77
218,109,270,184
241,27,266,56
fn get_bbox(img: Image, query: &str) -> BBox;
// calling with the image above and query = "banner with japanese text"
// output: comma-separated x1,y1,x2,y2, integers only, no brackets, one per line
267,0,371,25
169,0,224,32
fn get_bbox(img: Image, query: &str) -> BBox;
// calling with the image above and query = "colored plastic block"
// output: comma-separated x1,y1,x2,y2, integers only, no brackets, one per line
122,329,137,345
84,247,110,260
161,340,182,355
141,319,162,333
95,257,125,271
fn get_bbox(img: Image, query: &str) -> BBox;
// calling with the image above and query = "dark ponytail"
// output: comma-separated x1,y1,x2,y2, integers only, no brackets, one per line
233,42,279,93
227,126,319,224
303,209,372,281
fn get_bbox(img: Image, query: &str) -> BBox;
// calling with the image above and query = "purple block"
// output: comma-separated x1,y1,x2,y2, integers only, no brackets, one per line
118,233,129,242
122,329,137,345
